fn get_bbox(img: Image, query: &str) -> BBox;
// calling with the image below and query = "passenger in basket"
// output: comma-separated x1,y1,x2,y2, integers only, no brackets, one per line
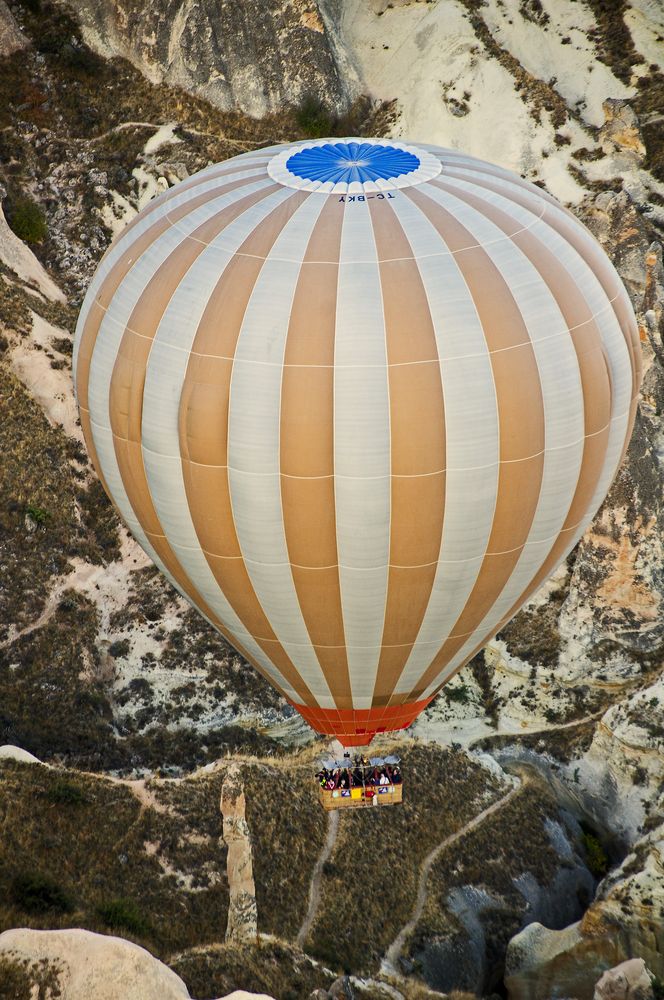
379,770,389,785
392,766,402,784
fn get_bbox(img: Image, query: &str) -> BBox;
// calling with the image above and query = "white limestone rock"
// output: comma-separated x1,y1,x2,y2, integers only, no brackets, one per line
594,958,654,1000
0,929,190,1000
0,929,277,1000
0,0,27,56
0,745,45,765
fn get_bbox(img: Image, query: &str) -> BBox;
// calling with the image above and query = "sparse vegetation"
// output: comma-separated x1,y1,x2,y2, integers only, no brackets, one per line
295,94,333,138
0,760,230,955
410,783,584,994
242,760,327,940
0,957,33,1000
172,939,337,1000
0,954,63,1000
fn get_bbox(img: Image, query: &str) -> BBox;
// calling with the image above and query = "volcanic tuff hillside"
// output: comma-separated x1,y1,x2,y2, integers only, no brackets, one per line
0,0,662,998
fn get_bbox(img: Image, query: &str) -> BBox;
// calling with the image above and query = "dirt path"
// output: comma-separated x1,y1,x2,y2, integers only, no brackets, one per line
0,568,90,650
467,710,605,751
296,808,340,949
380,782,523,977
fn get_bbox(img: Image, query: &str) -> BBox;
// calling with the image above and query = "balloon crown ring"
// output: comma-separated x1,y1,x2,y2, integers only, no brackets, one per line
267,138,442,193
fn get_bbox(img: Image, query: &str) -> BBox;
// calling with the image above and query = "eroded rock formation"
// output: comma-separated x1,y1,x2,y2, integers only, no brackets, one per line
57,0,357,116
0,1,27,56
220,764,258,944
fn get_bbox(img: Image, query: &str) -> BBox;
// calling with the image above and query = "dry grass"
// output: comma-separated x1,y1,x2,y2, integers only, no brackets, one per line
241,760,327,941
303,744,504,973
171,939,336,1000
473,718,598,762
0,760,231,957
0,360,121,634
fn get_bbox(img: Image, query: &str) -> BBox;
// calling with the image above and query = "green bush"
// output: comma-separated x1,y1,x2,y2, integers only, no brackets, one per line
11,872,74,914
25,503,49,525
6,196,48,244
97,898,148,936
446,683,470,703
108,638,131,658
582,831,609,877
651,975,664,1000
295,95,333,138
45,778,89,805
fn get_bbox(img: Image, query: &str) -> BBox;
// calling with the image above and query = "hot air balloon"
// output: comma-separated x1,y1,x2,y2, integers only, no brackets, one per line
74,138,641,749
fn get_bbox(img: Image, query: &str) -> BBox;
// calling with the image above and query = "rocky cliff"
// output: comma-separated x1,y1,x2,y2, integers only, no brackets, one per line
56,0,358,117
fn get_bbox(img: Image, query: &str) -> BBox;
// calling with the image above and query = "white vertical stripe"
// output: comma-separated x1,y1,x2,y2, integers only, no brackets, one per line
410,183,585,691
416,180,634,698
334,198,390,708
85,182,278,666
387,191,500,696
73,164,272,377
438,170,633,423
227,194,336,706
140,187,299,699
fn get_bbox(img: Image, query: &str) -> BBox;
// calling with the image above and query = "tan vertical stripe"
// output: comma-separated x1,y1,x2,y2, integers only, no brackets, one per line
405,180,618,703
279,198,353,708
77,177,275,561
179,192,318,706
402,185,545,702
442,166,641,401
76,173,273,420
367,199,446,707
107,185,303,701
435,178,613,498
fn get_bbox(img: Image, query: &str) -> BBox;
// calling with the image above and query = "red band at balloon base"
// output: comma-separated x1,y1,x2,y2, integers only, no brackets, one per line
289,698,434,747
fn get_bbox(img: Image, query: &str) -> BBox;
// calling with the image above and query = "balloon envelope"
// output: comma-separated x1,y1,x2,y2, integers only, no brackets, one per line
74,138,641,746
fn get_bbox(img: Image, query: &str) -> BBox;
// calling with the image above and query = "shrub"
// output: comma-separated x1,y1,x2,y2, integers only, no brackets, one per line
45,778,89,805
25,503,49,525
651,975,664,1000
6,196,48,244
11,872,74,914
97,898,148,936
446,683,470,703
582,831,609,877
295,94,333,138
108,639,131,658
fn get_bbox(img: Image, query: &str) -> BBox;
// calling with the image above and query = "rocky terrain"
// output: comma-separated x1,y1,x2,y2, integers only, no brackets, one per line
0,0,662,998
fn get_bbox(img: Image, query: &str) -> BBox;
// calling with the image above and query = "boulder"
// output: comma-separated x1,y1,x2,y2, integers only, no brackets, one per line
0,0,27,56
0,929,278,999
594,958,654,1000
505,837,664,1000
505,920,622,1000
0,929,190,1000
0,745,45,765
600,99,646,164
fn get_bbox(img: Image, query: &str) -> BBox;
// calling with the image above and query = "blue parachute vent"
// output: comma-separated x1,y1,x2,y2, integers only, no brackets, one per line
285,141,421,186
